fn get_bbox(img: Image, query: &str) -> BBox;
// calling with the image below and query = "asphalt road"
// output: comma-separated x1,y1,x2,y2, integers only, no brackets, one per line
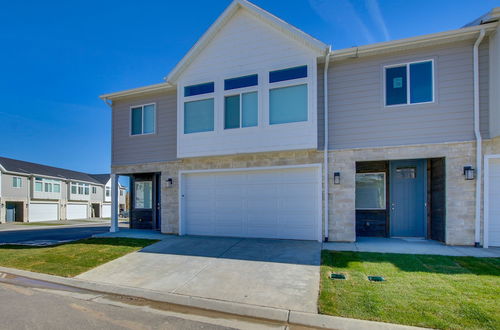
0,224,111,244
0,274,285,330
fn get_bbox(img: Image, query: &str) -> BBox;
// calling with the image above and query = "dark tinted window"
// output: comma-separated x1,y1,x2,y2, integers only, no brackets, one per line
224,74,258,90
410,61,433,103
184,82,214,97
385,66,407,106
269,65,307,83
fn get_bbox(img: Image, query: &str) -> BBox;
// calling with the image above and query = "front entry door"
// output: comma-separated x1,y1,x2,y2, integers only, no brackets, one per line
130,173,161,230
390,160,426,237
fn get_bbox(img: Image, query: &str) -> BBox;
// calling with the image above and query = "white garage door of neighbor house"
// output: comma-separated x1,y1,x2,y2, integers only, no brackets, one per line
488,158,500,247
30,203,58,222
67,204,88,220
182,166,321,241
102,204,111,218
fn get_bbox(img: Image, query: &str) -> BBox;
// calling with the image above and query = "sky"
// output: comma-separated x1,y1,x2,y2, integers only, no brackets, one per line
0,0,497,174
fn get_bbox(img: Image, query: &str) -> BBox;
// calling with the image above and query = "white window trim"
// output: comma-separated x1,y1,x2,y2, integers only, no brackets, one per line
12,176,22,188
130,103,156,136
383,59,435,107
355,172,387,210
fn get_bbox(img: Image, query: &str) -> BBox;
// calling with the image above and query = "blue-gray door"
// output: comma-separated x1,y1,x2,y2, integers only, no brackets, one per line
390,160,427,237
6,203,15,222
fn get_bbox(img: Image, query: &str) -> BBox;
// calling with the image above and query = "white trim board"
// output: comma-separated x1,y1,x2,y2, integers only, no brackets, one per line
484,154,500,248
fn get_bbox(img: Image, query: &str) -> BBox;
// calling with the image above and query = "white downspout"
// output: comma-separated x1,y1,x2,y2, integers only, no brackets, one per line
323,46,331,242
473,29,485,247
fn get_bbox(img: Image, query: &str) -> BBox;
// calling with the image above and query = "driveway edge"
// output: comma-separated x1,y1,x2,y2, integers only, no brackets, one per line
0,266,424,329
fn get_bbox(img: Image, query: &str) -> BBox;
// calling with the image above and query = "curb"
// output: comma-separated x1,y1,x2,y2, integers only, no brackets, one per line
0,222,111,232
0,266,425,329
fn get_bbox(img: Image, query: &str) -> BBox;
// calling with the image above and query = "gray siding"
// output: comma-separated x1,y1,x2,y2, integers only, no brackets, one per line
479,42,489,139
112,90,177,166
1,174,29,200
326,40,489,150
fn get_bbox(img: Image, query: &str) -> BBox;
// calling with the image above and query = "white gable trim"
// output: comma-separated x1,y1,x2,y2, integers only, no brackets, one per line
165,0,328,83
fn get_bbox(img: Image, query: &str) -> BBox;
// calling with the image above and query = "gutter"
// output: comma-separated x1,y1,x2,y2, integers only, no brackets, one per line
473,29,486,247
323,46,331,242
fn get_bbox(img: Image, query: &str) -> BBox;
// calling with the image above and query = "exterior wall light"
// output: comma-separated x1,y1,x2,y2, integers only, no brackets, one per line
463,166,475,180
166,178,174,187
333,172,340,184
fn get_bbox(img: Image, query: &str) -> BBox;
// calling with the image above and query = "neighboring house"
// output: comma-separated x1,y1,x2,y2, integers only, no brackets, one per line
0,157,122,223
88,174,126,218
101,1,500,247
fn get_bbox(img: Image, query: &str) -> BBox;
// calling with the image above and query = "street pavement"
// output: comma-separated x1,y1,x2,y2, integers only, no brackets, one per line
0,223,111,244
0,274,286,330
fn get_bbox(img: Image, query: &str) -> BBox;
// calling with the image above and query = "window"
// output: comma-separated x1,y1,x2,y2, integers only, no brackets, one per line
53,183,61,193
269,84,308,124
71,182,89,195
120,190,124,196
184,99,214,133
395,167,416,179
44,182,52,193
105,187,111,197
84,185,89,195
71,184,77,194
269,66,307,83
385,60,433,106
134,181,152,209
184,82,214,97
131,104,155,135
12,177,22,188
224,92,258,129
224,74,258,90
35,181,43,192
92,186,97,194
355,173,386,210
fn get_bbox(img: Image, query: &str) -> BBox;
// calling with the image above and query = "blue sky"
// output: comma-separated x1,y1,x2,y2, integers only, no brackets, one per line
0,0,497,174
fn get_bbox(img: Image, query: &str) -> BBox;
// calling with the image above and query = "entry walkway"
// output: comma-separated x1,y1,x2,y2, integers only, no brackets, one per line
323,236,500,257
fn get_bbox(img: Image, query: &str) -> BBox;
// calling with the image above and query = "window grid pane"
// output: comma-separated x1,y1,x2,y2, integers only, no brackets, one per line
224,95,240,129
143,105,155,134
242,92,258,127
385,65,407,105
184,99,214,134
410,61,433,103
269,84,308,125
131,107,143,135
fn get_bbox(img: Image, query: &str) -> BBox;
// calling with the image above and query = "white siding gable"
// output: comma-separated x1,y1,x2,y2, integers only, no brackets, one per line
177,9,320,158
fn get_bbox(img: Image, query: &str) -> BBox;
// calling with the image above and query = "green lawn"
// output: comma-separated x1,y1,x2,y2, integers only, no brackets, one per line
0,238,157,277
319,251,500,330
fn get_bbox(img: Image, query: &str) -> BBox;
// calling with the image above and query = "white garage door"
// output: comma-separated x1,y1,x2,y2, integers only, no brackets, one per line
102,204,111,218
487,158,500,247
182,166,321,241
67,204,88,220
30,203,58,222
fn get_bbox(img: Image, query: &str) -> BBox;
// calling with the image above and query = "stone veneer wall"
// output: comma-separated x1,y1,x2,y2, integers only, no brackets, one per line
113,140,485,246
329,141,477,245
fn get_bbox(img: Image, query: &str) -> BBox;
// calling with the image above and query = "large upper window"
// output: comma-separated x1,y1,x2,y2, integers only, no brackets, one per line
385,60,433,106
269,84,308,125
71,182,90,196
131,104,155,135
225,92,258,129
12,177,22,188
34,177,61,194
355,173,386,210
184,99,214,133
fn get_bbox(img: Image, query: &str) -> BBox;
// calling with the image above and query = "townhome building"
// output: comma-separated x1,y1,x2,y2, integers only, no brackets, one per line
101,1,500,247
0,157,126,223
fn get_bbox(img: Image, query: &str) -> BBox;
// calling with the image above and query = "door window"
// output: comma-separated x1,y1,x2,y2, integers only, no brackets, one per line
395,167,416,179
135,181,152,209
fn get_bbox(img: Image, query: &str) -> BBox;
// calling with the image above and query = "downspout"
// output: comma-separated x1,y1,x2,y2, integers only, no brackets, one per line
473,29,485,247
323,46,331,242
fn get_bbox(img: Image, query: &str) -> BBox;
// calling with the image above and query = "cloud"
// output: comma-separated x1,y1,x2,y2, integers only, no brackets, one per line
309,0,376,45
365,0,390,41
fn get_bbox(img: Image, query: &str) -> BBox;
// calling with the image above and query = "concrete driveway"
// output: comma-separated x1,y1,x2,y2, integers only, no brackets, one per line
77,236,321,312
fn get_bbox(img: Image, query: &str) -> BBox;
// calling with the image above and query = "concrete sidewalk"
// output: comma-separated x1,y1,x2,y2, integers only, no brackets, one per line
323,236,500,257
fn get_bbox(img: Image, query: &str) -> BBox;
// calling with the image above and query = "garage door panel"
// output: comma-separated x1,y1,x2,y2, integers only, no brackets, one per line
183,166,320,241
102,204,111,218
30,203,58,222
67,204,88,220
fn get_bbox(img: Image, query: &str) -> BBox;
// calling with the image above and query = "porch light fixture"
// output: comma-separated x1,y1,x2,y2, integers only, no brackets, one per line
333,172,340,184
166,178,174,187
463,166,475,180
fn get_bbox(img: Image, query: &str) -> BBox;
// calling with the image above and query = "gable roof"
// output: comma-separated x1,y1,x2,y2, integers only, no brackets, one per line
165,0,329,83
0,156,104,185
88,174,111,185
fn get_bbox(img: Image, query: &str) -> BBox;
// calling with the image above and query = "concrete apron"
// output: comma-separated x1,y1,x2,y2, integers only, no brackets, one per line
76,236,321,313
